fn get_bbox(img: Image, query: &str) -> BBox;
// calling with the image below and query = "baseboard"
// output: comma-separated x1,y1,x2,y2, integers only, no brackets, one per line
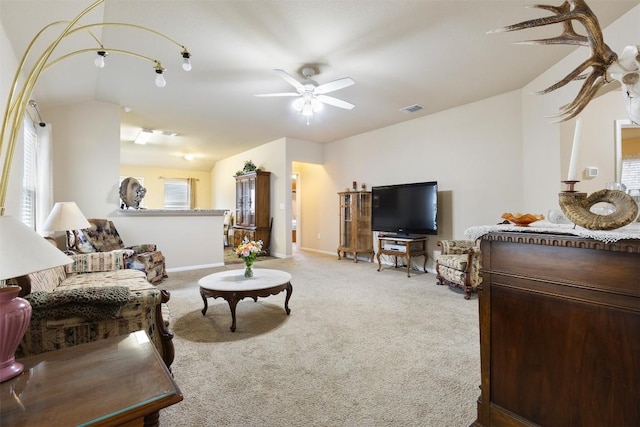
166,262,224,273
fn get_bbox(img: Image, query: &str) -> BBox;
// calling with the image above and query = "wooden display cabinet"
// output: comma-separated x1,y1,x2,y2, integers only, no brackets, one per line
232,171,271,253
337,191,374,262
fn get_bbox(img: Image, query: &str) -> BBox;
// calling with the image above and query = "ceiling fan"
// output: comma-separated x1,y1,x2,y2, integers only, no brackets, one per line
255,67,355,124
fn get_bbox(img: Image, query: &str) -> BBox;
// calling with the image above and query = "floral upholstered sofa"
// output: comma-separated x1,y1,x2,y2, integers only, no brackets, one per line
68,218,167,284
16,250,174,367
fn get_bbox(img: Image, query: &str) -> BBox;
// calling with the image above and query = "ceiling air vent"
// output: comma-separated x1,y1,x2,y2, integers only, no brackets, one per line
399,104,424,114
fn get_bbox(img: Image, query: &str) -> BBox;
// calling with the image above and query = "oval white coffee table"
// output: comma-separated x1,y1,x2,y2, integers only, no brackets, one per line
199,268,293,332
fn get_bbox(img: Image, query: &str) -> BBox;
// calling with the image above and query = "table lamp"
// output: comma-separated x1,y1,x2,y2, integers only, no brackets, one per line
0,215,73,382
42,202,91,252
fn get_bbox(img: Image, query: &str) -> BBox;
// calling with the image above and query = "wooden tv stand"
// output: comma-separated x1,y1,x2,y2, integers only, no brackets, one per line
376,235,428,277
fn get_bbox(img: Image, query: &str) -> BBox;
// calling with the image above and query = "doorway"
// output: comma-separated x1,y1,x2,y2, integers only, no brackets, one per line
292,174,298,244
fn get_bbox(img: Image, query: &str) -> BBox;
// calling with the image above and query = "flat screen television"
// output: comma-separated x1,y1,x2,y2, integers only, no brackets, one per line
371,181,438,236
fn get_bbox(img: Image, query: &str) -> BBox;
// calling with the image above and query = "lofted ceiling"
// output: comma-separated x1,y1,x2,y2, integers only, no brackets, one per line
1,0,637,171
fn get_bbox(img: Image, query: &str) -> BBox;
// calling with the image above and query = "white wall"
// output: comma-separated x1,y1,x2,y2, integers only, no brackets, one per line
0,19,24,217
320,90,524,263
112,213,224,270
215,91,522,269
43,101,121,218
3,4,638,269
212,137,324,258
212,138,287,257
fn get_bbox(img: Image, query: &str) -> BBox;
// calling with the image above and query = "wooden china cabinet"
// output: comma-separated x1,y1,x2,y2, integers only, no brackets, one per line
337,191,374,262
232,171,271,253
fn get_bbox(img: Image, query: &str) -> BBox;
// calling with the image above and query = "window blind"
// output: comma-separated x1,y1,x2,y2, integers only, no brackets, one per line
621,155,640,190
21,118,37,229
164,179,191,209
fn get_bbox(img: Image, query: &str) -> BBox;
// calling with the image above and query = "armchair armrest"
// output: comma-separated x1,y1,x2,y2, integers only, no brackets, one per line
65,250,128,274
437,240,479,255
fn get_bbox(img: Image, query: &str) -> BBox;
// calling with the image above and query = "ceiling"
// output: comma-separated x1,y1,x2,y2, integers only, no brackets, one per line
1,1,637,171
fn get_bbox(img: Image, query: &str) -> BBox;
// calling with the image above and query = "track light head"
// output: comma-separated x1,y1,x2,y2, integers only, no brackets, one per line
181,49,192,71
94,50,107,68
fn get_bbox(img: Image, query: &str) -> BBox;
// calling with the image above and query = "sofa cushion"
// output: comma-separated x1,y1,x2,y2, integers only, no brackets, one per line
29,266,67,293
438,265,468,285
76,219,125,252
65,251,128,274
438,254,468,270
60,268,149,290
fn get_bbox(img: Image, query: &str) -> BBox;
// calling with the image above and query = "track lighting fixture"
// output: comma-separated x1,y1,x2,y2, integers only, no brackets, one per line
181,50,192,71
155,65,166,88
94,50,107,68
27,100,46,127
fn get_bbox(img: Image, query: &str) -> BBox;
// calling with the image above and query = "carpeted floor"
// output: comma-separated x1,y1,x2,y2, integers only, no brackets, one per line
157,248,480,426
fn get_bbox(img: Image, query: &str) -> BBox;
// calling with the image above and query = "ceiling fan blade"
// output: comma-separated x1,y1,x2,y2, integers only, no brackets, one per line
274,69,305,92
255,92,299,97
314,77,355,95
317,95,355,110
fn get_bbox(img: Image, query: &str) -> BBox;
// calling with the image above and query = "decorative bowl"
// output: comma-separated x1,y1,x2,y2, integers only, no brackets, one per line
501,212,544,226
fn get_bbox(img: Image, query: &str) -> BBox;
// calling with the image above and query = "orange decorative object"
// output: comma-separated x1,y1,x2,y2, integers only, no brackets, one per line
501,212,544,226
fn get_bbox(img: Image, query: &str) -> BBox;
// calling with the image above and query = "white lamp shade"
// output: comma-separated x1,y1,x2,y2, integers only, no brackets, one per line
0,216,72,280
42,202,90,232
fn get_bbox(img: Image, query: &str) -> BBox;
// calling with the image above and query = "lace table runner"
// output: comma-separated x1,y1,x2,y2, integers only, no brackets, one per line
465,221,640,243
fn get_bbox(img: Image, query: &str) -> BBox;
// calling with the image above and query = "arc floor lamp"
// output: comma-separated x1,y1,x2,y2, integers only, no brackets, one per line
0,0,191,382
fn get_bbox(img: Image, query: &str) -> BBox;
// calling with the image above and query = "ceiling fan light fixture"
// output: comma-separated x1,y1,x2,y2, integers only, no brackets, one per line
292,97,305,112
301,103,314,117
311,98,323,112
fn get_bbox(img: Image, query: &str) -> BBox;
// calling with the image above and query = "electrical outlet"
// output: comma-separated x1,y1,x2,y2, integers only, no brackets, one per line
317,233,321,239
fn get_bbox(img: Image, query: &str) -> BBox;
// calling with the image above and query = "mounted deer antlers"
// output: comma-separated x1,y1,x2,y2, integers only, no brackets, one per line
490,0,639,124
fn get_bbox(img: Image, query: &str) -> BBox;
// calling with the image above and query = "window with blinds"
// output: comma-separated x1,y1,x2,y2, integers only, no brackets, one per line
621,156,640,190
164,179,191,209
22,118,37,228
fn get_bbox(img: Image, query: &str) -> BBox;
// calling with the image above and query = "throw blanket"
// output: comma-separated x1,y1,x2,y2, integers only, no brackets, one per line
25,286,130,321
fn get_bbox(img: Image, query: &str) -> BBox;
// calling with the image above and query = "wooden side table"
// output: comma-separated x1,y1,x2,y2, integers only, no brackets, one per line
1,331,182,426
376,235,428,277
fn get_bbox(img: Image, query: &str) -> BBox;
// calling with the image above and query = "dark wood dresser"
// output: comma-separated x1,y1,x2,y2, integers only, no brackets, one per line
472,231,640,427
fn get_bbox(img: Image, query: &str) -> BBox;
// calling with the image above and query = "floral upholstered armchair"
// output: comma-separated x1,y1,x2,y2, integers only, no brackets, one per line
435,240,482,300
67,218,167,284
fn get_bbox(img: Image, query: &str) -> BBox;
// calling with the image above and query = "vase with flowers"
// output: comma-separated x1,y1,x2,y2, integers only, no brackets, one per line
235,238,263,278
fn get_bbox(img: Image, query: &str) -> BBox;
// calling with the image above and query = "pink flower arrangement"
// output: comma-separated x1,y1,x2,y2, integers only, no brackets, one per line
236,238,263,265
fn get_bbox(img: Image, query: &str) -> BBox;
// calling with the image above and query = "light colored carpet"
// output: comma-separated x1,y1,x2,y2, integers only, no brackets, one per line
158,248,480,427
